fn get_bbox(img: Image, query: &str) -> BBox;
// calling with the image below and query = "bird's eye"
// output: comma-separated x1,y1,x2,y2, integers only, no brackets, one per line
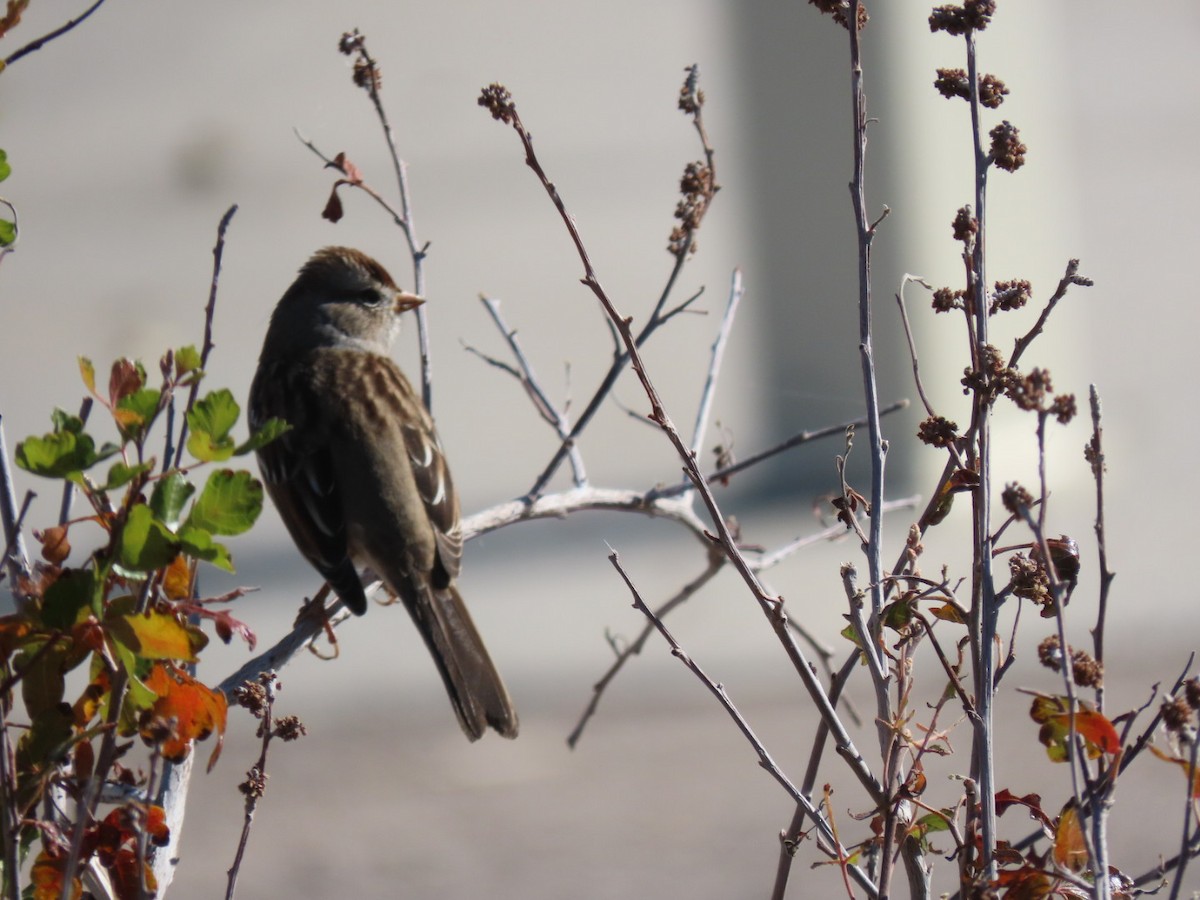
354,287,386,306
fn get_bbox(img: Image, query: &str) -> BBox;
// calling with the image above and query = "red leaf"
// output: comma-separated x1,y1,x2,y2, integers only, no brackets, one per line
107,358,143,407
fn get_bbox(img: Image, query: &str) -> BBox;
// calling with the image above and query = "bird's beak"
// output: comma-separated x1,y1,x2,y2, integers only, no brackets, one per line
394,291,425,314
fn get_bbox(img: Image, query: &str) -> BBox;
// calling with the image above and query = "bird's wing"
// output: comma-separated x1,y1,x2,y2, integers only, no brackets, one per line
397,404,463,585
249,357,368,613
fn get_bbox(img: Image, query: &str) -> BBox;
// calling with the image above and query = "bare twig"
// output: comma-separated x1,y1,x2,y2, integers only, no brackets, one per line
59,399,92,522
2,0,109,68
1167,729,1200,900
609,549,879,899
894,275,938,418
687,268,743,463
337,32,433,410
508,68,719,499
567,556,723,748
646,400,909,503
469,295,587,486
1087,385,1115,712
482,79,886,811
225,673,284,900
1009,259,1092,370
173,204,237,470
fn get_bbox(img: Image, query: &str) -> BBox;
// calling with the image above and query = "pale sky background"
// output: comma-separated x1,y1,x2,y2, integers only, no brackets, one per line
1,2,1197,897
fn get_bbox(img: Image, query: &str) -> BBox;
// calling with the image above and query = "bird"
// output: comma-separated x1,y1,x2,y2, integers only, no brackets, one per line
248,246,518,741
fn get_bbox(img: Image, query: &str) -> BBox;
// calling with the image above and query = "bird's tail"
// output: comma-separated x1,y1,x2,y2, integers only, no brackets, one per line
407,584,519,741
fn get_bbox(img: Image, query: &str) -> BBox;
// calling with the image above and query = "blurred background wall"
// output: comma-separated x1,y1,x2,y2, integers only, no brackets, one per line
1,3,1196,897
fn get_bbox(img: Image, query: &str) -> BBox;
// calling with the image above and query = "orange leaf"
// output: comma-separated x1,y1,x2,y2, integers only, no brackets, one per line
931,603,966,624
1029,695,1120,761
73,671,110,728
1075,707,1121,754
143,663,227,769
163,553,193,600
31,851,81,900
1053,802,1088,872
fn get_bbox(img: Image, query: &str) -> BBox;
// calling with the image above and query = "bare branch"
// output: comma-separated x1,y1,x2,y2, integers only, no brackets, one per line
472,295,587,486
687,269,743,465
608,549,879,899
2,0,109,68
1009,259,1093,370
173,204,238,470
567,556,723,748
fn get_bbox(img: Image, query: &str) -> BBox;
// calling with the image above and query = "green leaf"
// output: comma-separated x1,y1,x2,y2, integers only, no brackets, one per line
234,417,291,455
16,707,74,772
15,411,117,478
0,218,15,247
840,621,862,648
178,524,234,572
116,504,181,574
115,387,162,440
42,568,96,629
100,460,153,492
174,345,202,380
16,642,68,720
916,812,952,834
185,469,262,536
105,637,158,721
186,389,241,462
51,408,82,433
78,356,97,396
150,471,195,529
882,599,914,630
0,148,11,182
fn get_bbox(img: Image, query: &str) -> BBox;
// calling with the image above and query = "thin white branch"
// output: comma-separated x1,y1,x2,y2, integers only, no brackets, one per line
687,268,744,464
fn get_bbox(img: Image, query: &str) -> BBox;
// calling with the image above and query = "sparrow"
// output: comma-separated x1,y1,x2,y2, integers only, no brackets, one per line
248,246,518,740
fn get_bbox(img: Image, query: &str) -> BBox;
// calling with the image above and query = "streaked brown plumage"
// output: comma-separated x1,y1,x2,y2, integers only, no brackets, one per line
249,247,517,740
